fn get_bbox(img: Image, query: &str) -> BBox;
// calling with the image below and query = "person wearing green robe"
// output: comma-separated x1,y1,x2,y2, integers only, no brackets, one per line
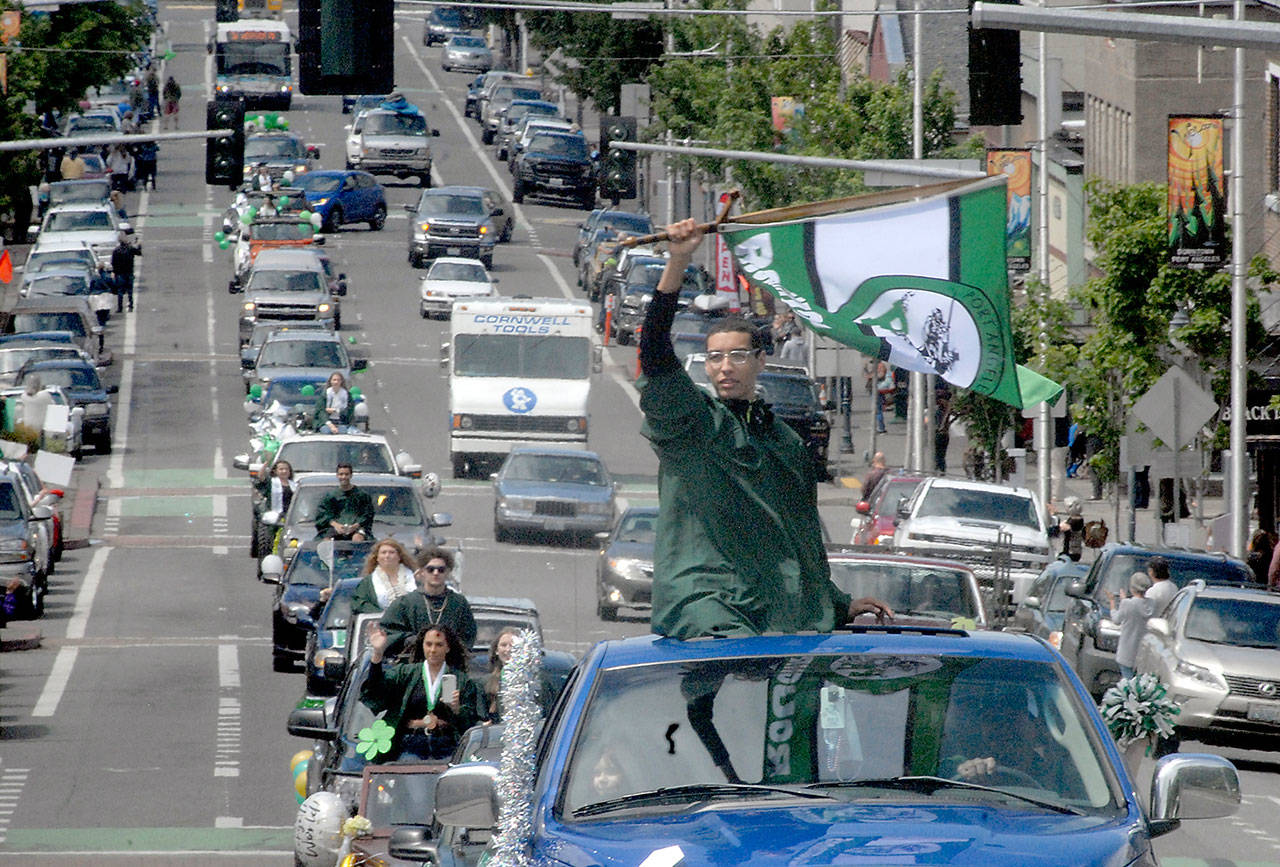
637,218,893,640
314,462,375,540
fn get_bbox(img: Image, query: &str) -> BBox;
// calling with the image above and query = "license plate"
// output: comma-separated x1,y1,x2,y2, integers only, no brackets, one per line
1248,702,1280,723
446,246,461,255
548,178,566,187
543,520,566,531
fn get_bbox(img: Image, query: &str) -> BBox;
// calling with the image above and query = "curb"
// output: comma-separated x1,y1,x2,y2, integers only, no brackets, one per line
0,629,42,651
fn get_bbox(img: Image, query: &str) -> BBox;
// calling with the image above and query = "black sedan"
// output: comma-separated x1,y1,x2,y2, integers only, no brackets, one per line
264,539,373,671
595,506,657,621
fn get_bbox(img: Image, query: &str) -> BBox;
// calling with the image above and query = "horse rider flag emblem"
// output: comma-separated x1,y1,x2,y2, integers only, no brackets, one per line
719,176,1062,410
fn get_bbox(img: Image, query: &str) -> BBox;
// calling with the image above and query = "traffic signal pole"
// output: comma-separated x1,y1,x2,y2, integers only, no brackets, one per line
969,1,1280,558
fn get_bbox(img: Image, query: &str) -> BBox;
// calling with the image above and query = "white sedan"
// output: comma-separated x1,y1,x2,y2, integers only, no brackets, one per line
418,257,497,319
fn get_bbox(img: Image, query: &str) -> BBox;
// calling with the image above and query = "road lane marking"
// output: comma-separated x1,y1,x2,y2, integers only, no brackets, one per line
66,546,108,641
0,769,29,843
32,547,108,717
216,643,242,778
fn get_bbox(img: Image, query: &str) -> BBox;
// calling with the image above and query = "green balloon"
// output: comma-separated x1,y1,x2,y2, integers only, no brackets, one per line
301,223,314,235
213,230,226,243
348,336,357,344
299,209,312,222
350,386,362,399
240,212,251,225
247,205,258,220
278,196,289,208
249,383,262,399
218,238,230,250
300,384,316,397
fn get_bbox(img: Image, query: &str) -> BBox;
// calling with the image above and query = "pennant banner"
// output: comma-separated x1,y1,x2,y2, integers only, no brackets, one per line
1167,115,1226,270
986,148,1032,272
720,177,1062,409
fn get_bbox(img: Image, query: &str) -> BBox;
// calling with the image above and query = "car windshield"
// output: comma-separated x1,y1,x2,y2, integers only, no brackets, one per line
27,275,91,297
321,582,358,630
362,769,444,829
0,483,22,520
915,487,1041,531
45,211,112,232
757,374,819,408
529,134,587,159
246,270,324,293
251,222,311,241
616,511,658,545
453,334,591,379
1183,596,1280,647
296,175,343,194
562,655,1119,817
50,182,112,206
67,117,116,135
502,454,607,486
11,313,86,337
24,367,97,390
427,261,487,282
602,213,654,235
451,35,486,48
496,86,541,104
0,347,81,374
257,339,345,368
276,441,395,474
418,194,486,217
472,613,539,656
364,112,427,135
627,262,665,288
246,137,304,160
873,479,922,513
1094,554,1253,599
260,377,328,407
26,252,96,273
285,542,373,587
432,7,463,24
507,103,556,124
827,560,980,622
290,483,423,528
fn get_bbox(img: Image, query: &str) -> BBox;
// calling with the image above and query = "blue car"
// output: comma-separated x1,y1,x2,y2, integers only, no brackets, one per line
419,629,1240,866
264,539,373,672
304,576,362,696
294,170,388,234
491,446,616,545
15,358,115,454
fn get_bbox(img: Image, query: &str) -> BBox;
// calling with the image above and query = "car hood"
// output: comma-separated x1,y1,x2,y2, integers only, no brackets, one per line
497,479,613,504
1179,638,1280,675
899,515,1047,548
244,289,329,303
361,133,426,147
605,540,654,561
524,152,588,165
538,803,1143,866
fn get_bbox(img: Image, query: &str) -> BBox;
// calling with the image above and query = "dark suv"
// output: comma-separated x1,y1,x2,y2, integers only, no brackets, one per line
404,186,508,268
1058,542,1254,698
511,131,596,210
757,366,834,480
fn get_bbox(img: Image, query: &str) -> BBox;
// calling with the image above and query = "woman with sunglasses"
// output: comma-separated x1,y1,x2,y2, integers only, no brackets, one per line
379,546,478,659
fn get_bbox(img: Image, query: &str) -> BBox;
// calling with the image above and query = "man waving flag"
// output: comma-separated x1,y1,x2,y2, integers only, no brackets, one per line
720,176,1061,409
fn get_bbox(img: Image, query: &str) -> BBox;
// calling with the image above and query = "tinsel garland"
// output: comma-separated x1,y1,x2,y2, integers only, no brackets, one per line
1098,673,1180,751
489,629,543,866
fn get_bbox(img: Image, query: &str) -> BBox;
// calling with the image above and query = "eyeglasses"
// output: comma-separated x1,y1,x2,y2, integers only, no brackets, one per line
421,565,448,574
705,349,759,366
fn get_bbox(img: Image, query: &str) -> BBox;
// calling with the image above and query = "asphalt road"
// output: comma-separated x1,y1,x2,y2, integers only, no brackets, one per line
1,3,1279,864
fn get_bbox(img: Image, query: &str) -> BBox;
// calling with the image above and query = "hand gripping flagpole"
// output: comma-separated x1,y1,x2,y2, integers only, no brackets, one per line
616,189,741,249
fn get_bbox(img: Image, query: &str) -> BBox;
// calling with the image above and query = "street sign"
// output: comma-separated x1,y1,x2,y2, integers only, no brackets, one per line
1132,366,1218,451
610,1,662,19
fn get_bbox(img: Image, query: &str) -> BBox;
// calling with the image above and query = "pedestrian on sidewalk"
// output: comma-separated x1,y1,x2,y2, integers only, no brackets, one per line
145,66,160,119
111,232,140,312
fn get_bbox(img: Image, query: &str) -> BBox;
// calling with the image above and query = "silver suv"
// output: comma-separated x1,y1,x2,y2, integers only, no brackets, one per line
236,251,338,344
344,109,439,187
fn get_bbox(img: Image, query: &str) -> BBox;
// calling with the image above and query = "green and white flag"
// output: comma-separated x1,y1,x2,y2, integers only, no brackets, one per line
720,177,1062,409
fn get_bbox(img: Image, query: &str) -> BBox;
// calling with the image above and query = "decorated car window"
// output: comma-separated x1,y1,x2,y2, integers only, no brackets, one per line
562,655,1118,818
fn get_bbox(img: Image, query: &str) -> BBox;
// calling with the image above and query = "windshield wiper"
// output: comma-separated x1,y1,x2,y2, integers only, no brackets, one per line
573,782,833,818
806,776,1084,816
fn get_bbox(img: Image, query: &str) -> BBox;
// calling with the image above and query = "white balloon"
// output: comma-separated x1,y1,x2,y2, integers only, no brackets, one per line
293,791,346,867
311,212,323,229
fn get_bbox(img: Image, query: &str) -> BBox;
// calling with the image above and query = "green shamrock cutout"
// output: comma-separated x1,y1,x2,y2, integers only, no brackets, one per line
356,718,395,759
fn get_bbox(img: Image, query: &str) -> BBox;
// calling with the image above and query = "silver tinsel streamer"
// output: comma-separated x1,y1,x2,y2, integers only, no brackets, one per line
489,629,543,866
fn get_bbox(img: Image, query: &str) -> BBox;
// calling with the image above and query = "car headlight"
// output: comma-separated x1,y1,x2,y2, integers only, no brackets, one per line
0,539,28,554
419,221,431,233
318,303,332,314
313,197,329,206
216,84,230,93
294,164,308,172
281,84,292,92
608,557,650,582
1175,659,1227,690
313,646,342,669
242,301,256,312
478,226,489,235
580,501,613,516
84,402,109,418
499,496,534,511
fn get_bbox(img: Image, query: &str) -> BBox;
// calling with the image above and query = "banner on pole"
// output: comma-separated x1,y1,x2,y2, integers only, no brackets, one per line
986,148,1032,272
1167,115,1226,270
714,193,740,310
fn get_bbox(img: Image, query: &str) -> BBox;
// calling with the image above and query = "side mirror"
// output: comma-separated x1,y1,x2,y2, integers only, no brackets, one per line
286,705,336,740
403,203,416,213
320,656,347,683
1022,595,1041,611
31,505,53,521
233,454,251,471
895,500,911,517
260,553,285,583
1148,754,1240,832
350,358,368,372
1065,579,1088,599
262,510,282,526
855,501,871,515
434,763,499,830
592,344,602,374
388,827,437,861
26,226,39,244
314,235,325,246
429,511,452,529
106,385,118,395
431,129,441,137
343,124,352,131
307,145,320,159
489,472,499,482
492,207,505,216
1147,617,1170,637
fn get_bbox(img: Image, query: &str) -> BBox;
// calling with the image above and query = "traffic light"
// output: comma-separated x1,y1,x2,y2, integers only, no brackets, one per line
297,0,394,96
968,0,1023,127
206,98,245,188
599,115,638,202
